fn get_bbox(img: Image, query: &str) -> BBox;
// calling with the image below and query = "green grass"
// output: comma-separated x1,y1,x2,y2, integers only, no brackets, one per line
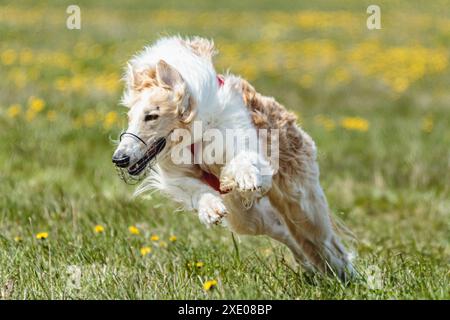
0,0,449,299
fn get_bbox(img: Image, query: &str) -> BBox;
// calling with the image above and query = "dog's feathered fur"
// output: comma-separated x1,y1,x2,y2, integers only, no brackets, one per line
116,36,355,280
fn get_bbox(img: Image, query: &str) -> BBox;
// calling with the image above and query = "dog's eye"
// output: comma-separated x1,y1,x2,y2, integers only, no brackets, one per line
144,114,159,121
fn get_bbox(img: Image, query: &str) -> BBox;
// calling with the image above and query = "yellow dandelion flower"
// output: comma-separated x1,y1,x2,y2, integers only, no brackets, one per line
71,76,84,91
73,117,82,129
169,235,177,242
340,117,369,132
330,67,351,85
299,74,314,88
46,110,57,122
392,77,409,93
1,49,17,65
314,115,336,131
55,78,69,92
203,279,218,291
103,111,118,129
158,241,168,248
140,246,152,256
421,116,433,133
7,104,21,118
94,225,105,233
128,225,140,235
10,69,27,88
150,235,159,241
322,118,336,131
19,49,33,65
195,261,204,268
14,236,22,242
25,109,36,122
36,232,48,240
28,96,45,113
83,111,97,127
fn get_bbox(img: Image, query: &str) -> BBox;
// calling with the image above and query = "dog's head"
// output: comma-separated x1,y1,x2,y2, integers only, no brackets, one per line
112,59,194,177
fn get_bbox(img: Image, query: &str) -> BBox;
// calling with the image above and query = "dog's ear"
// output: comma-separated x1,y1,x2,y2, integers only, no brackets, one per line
127,63,136,88
155,60,184,91
156,60,194,123
179,95,196,123
125,62,139,91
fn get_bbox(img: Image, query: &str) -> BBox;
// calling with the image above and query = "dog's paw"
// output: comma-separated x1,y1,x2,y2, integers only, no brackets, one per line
220,152,272,195
220,163,261,192
198,193,228,227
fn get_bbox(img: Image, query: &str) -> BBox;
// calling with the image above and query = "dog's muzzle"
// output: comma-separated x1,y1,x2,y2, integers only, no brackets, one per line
113,133,167,184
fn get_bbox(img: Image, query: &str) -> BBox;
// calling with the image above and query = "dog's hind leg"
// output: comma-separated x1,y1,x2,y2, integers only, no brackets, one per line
224,196,311,269
267,176,355,281
252,198,314,270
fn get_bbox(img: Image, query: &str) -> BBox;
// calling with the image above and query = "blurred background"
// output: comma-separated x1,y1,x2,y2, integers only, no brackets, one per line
0,0,448,299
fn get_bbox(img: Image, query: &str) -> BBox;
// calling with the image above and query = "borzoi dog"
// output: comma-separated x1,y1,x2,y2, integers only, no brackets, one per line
112,36,355,280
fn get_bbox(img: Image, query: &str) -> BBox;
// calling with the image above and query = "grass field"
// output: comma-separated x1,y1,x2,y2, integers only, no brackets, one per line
0,0,449,299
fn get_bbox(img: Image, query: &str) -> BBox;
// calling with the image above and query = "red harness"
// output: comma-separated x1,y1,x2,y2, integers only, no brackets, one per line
217,74,225,87
189,75,225,194
190,143,223,193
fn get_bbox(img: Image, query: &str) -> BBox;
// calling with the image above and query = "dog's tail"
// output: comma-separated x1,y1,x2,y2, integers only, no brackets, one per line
329,213,358,281
332,214,357,245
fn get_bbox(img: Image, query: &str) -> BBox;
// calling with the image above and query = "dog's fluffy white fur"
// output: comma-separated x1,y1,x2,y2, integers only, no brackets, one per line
115,36,355,280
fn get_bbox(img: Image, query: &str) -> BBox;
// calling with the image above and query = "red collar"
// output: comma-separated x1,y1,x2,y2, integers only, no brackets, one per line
217,74,224,87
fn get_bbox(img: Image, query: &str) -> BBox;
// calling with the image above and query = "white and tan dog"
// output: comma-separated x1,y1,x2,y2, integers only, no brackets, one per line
112,36,355,280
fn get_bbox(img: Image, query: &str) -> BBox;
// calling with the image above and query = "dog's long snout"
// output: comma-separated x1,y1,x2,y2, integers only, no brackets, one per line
112,151,130,168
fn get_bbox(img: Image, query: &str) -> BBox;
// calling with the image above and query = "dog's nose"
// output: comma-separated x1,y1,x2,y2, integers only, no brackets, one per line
112,152,130,168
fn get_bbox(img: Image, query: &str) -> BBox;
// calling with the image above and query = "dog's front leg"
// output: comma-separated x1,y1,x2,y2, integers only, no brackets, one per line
220,151,273,200
156,174,227,227
180,179,228,227
197,192,227,227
